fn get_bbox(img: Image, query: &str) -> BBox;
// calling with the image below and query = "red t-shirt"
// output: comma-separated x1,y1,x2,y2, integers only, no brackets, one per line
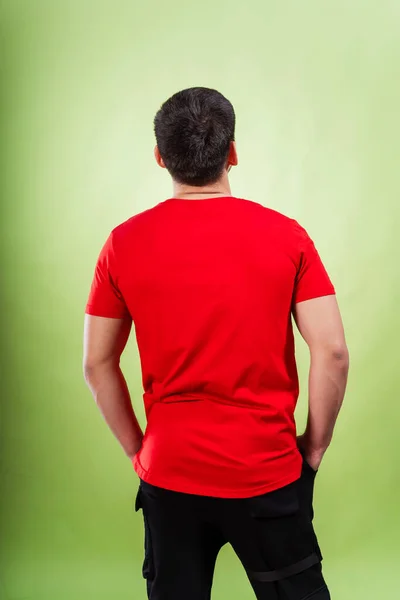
86,197,335,498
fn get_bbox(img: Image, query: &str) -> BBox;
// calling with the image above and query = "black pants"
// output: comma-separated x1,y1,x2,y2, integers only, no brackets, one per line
135,458,330,600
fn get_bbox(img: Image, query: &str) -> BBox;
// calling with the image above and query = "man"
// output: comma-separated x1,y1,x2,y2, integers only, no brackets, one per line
83,87,349,600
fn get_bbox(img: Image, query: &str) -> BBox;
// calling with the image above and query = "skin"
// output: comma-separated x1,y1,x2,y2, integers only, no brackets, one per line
83,314,143,460
294,296,349,470
83,143,349,471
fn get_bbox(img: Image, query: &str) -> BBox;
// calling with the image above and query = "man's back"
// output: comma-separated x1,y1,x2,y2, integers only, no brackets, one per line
86,195,335,497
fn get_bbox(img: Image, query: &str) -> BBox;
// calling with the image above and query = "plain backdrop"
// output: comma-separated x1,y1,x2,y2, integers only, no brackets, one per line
1,1,399,599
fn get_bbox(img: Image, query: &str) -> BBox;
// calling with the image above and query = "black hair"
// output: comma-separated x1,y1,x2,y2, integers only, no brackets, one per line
154,87,236,186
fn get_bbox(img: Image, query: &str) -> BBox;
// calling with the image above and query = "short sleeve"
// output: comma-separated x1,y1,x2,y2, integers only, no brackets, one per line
293,223,336,304
85,232,130,319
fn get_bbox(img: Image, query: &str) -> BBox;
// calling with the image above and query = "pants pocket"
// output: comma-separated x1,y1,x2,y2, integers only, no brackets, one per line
299,457,317,522
134,484,155,581
142,513,155,581
243,476,323,578
246,483,313,570
247,479,300,519
135,484,143,512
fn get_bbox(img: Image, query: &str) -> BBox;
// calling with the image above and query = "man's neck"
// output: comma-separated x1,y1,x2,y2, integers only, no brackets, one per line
172,176,232,200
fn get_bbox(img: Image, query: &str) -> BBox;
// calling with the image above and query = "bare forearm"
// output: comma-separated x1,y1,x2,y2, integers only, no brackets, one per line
84,362,143,459
302,347,349,460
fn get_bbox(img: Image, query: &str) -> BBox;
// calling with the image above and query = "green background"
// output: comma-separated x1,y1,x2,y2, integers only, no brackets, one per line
1,1,399,599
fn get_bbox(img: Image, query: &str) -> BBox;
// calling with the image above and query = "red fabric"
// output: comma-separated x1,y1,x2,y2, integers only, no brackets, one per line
86,197,335,498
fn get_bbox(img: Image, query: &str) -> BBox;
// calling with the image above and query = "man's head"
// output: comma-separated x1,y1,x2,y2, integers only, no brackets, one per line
154,87,237,187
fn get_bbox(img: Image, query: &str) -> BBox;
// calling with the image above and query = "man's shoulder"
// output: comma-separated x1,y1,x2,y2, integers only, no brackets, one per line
238,198,300,231
110,203,166,239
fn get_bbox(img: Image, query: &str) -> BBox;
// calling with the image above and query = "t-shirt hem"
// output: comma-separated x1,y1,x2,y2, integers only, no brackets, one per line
132,454,302,499
294,289,336,304
85,304,130,319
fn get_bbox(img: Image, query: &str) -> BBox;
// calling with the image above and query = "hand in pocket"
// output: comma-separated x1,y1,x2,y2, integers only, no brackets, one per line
296,435,324,472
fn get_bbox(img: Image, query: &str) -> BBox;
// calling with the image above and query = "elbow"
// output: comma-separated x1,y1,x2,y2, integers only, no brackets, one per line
311,341,349,373
83,363,96,386
328,343,350,372
83,358,119,384
83,361,104,385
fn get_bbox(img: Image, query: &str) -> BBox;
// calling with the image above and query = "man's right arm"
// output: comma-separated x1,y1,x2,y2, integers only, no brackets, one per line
293,295,349,471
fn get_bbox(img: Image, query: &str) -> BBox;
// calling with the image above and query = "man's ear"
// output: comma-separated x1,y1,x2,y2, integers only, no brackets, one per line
227,141,238,169
154,146,166,169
